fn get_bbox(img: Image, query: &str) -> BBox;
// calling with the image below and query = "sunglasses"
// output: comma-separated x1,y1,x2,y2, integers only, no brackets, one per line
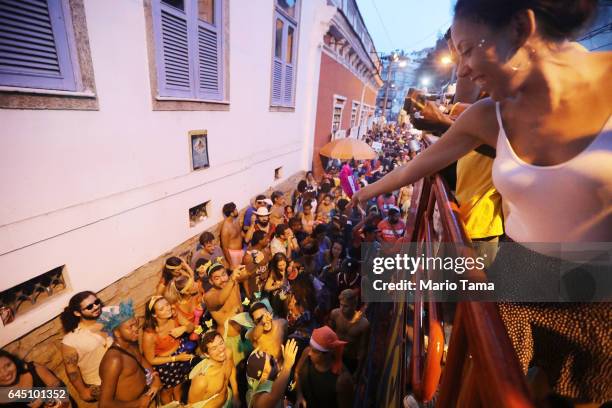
254,312,270,325
82,299,101,311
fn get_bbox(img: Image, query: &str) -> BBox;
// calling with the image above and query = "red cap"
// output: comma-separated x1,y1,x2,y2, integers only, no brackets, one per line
310,326,347,375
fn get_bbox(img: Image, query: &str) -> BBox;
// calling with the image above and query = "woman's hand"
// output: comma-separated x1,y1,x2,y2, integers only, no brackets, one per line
349,189,367,215
169,326,186,338
175,353,194,362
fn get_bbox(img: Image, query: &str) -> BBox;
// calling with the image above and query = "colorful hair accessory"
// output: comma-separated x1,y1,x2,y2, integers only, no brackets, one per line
97,299,135,335
165,263,181,270
206,262,224,277
147,295,163,311
242,297,251,306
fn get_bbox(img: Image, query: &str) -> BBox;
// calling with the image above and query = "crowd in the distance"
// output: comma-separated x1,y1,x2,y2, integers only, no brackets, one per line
0,126,421,408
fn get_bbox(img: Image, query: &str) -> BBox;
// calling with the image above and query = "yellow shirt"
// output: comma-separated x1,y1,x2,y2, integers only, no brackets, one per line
456,151,504,239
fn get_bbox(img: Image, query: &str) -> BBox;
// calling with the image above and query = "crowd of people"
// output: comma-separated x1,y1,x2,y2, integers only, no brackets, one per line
1,0,609,407
1,134,423,407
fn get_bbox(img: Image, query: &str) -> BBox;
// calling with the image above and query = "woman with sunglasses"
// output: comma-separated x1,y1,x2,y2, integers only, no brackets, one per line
352,0,611,404
60,291,112,404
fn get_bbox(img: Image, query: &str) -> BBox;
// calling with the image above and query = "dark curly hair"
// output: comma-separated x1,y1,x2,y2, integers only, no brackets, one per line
60,291,99,333
454,0,599,41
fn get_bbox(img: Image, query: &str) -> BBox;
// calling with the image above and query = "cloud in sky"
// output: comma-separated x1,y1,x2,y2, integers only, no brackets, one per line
356,0,454,54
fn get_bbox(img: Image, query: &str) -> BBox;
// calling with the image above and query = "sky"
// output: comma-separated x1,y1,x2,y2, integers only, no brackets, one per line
355,0,455,55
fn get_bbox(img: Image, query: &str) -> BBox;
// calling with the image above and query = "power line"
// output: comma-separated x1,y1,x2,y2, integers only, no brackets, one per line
590,41,612,51
401,18,451,51
370,0,395,50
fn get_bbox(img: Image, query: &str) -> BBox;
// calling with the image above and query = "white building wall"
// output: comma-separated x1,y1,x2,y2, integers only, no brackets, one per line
0,0,329,346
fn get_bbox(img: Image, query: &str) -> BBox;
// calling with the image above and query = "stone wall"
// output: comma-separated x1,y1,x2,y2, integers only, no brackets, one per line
3,171,304,407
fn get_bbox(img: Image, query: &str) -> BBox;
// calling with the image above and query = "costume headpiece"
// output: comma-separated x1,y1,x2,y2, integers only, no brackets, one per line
97,299,135,335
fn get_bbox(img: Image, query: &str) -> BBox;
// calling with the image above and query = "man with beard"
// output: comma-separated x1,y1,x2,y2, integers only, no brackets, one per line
243,194,268,233
329,289,369,376
242,230,271,297
376,206,406,243
247,302,287,362
220,202,245,269
245,207,275,245
99,300,162,408
61,291,113,403
188,331,239,408
203,262,253,365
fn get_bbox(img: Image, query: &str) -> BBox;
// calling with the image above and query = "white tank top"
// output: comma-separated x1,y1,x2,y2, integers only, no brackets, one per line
492,102,612,243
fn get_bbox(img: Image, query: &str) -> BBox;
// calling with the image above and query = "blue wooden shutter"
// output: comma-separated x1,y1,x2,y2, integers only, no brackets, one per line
282,22,295,106
271,14,284,105
0,0,76,90
196,0,222,100
272,11,296,107
153,1,193,97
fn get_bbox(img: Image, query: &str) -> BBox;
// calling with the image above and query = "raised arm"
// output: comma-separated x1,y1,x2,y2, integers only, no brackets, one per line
352,100,495,205
203,275,238,310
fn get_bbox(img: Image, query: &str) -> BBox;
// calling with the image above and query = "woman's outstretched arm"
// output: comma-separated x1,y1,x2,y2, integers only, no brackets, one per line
352,99,496,205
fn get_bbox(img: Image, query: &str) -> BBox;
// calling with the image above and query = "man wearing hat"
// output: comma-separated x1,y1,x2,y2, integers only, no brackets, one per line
246,338,298,408
98,300,162,408
243,194,268,233
245,206,275,246
295,326,354,408
377,205,406,243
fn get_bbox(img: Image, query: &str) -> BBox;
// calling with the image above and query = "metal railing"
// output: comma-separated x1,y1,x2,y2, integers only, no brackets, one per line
405,135,535,407
355,134,534,407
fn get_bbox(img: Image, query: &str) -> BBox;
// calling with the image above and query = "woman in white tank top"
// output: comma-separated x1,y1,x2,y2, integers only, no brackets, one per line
352,0,611,403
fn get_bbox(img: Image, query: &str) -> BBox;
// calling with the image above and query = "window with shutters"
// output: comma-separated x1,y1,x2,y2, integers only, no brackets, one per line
331,95,346,133
350,101,360,127
0,0,97,110
151,0,224,101
0,0,79,91
271,0,299,108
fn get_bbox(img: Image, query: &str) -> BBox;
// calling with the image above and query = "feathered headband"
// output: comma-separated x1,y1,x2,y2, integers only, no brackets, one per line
97,299,135,335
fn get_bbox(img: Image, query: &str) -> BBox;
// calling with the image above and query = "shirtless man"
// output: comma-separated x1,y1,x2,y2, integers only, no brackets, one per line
99,301,162,408
203,262,252,365
329,289,370,376
188,331,239,408
247,302,287,362
269,191,286,227
242,230,271,297
220,202,244,269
